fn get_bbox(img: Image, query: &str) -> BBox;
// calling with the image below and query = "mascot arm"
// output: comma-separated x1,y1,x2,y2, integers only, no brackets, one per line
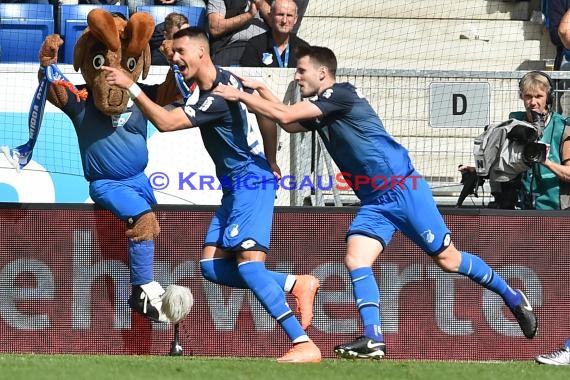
38,34,69,110
154,69,181,106
153,39,182,106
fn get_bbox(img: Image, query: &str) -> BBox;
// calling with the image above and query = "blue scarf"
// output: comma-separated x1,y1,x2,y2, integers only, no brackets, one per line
2,65,77,171
171,64,193,100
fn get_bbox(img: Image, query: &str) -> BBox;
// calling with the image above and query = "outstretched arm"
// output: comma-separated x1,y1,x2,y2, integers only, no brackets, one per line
102,65,192,132
39,34,69,109
213,83,321,133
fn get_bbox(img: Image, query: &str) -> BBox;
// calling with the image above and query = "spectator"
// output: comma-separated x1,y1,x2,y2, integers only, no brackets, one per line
547,0,570,114
150,12,189,65
208,0,272,66
509,71,570,211
290,0,308,34
127,0,206,18
548,0,570,71
240,0,309,67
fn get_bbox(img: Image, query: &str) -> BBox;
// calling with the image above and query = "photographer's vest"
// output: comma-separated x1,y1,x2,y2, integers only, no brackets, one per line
511,111,570,210
210,0,267,56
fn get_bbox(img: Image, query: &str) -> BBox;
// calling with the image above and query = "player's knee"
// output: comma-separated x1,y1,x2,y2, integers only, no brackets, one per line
199,259,217,282
431,245,461,273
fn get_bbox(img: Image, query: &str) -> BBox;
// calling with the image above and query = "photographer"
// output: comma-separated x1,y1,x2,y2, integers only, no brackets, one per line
511,71,570,210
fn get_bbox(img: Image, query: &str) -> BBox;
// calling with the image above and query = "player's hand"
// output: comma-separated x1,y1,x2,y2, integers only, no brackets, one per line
39,34,63,67
101,66,134,90
248,1,258,16
269,161,282,180
240,77,266,92
213,83,242,101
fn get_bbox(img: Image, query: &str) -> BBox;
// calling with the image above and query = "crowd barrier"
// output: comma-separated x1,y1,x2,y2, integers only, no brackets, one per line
0,204,568,360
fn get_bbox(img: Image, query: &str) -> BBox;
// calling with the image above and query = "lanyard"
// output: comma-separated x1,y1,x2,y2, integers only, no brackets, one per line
272,43,290,68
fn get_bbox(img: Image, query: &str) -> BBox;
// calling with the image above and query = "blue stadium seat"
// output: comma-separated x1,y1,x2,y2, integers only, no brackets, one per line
59,4,129,64
136,5,206,30
0,3,54,63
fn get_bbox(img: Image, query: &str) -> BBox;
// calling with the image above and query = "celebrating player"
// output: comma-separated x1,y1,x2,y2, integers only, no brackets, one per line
102,27,321,363
213,44,538,359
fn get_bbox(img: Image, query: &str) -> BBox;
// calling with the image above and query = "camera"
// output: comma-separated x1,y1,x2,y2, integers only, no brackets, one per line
523,142,549,163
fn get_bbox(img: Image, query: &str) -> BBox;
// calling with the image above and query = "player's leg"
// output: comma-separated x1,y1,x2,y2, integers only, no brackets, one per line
228,180,320,362
236,250,320,362
200,183,320,329
89,175,167,323
334,205,392,360
401,172,537,339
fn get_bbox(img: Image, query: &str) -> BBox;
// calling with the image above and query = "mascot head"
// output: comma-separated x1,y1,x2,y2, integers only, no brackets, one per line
73,9,154,116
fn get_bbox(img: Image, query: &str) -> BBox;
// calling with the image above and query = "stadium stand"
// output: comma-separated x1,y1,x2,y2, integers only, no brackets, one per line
135,5,206,30
296,0,554,72
0,3,54,63
58,4,129,64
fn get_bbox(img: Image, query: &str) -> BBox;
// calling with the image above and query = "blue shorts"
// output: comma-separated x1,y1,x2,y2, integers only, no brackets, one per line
89,172,156,222
347,171,451,255
204,174,277,253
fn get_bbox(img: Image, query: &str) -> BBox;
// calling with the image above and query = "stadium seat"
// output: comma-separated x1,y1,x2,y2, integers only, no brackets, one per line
59,4,129,64
135,5,206,30
0,3,54,63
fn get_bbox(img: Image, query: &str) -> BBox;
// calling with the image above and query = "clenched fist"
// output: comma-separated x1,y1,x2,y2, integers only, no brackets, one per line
159,39,175,63
39,34,64,67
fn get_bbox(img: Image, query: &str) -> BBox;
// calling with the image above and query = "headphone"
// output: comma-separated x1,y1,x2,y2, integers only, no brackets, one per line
519,70,554,107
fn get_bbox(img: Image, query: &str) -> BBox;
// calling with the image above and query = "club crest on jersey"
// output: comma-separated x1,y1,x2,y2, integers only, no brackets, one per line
421,229,435,244
229,224,240,238
111,112,131,128
262,52,273,66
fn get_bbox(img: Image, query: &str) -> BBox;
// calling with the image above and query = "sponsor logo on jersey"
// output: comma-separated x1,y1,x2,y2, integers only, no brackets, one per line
240,239,256,250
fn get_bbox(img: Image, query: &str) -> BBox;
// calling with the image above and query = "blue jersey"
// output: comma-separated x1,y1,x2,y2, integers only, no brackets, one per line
61,84,159,181
181,67,270,183
300,83,414,203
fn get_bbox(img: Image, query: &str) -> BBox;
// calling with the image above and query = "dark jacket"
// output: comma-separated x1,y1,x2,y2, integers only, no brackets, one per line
548,0,570,69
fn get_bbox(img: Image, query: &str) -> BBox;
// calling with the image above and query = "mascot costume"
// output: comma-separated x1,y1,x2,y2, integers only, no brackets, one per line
36,9,192,325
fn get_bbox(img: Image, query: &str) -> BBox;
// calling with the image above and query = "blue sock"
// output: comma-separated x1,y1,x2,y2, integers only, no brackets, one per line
350,267,382,341
128,239,154,285
200,258,288,289
457,251,522,309
238,261,306,341
565,338,570,350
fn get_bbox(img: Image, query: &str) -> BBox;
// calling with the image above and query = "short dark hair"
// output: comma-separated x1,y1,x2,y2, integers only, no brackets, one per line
294,45,337,77
172,26,208,42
